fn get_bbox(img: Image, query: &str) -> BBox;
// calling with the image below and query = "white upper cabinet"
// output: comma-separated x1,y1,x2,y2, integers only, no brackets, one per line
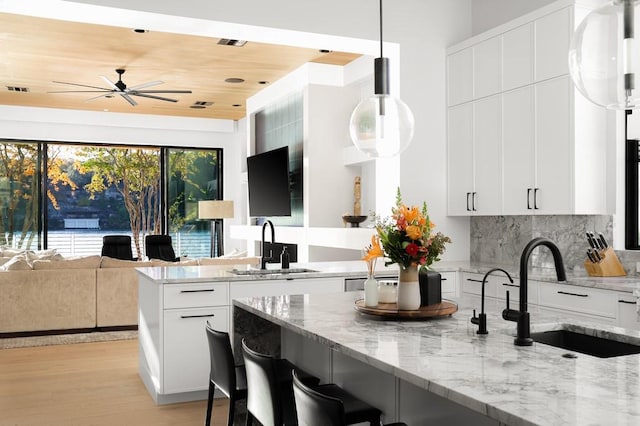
503,86,535,215
535,8,571,81
448,48,473,106
503,23,533,91
447,103,474,215
473,37,502,98
446,2,611,217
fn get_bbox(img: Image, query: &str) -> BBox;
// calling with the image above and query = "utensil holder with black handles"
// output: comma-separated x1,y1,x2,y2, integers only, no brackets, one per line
583,247,626,277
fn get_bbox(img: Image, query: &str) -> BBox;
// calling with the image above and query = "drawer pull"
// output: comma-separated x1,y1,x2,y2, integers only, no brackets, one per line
180,314,215,319
441,277,447,281
618,300,637,305
557,290,589,298
502,283,519,288
180,289,215,293
467,278,483,283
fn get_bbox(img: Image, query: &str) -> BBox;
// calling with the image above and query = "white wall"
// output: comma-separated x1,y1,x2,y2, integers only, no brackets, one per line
471,0,559,35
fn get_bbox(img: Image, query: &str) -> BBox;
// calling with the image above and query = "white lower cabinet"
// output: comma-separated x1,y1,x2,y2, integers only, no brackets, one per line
461,272,525,302
537,281,617,322
163,306,228,393
440,271,458,297
616,292,640,330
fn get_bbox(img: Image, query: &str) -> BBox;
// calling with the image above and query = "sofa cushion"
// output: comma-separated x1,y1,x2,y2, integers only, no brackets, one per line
198,256,260,266
32,255,102,270
150,258,199,267
0,254,32,271
100,257,154,268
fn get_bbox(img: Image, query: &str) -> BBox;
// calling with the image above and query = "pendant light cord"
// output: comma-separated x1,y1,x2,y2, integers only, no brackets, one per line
379,0,384,58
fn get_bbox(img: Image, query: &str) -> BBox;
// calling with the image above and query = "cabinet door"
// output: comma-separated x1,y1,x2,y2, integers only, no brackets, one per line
439,271,458,297
448,48,473,106
473,37,502,98
230,277,344,299
473,95,502,214
163,306,229,393
617,293,639,330
535,7,570,81
502,86,534,214
447,103,474,216
535,77,572,214
461,273,498,299
503,23,533,91
538,282,616,319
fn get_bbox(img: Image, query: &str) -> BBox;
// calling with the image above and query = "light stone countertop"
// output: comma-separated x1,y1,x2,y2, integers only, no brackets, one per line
233,292,640,426
135,259,640,294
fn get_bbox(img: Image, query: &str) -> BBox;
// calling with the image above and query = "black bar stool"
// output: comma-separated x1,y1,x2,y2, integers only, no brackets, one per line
242,339,321,426
292,370,408,426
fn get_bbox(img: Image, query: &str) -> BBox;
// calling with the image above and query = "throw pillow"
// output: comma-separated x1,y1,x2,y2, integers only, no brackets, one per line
32,255,102,270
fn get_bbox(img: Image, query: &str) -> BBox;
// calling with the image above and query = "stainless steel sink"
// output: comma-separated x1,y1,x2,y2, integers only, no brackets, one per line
229,267,318,276
531,326,640,358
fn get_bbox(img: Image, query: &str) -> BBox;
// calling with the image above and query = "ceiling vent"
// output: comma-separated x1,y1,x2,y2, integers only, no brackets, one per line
7,86,29,92
218,39,247,47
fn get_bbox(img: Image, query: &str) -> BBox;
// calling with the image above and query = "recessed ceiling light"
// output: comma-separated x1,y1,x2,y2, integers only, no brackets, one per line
232,104,242,107
319,49,332,53
258,81,269,85
218,39,247,47
105,94,114,98
225,78,245,84
132,28,148,34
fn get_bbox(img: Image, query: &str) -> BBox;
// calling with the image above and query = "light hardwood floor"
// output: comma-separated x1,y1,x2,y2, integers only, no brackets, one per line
0,339,228,425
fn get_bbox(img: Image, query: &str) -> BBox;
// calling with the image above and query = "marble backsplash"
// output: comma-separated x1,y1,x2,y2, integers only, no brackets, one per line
468,215,640,274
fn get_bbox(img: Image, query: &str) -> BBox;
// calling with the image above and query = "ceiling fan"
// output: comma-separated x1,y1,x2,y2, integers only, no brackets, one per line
49,68,192,106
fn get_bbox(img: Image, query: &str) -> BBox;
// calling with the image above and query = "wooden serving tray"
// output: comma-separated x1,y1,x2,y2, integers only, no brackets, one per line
354,299,458,319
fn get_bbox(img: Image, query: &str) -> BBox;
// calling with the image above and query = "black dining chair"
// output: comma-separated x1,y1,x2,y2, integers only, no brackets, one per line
241,339,321,426
101,235,135,260
205,323,247,426
292,370,407,426
144,234,179,262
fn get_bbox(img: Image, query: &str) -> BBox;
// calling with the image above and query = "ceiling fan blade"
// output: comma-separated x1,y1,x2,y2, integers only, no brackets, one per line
52,81,111,91
119,93,138,106
133,89,192,94
129,80,163,90
48,90,112,93
132,93,179,103
100,75,120,91
85,93,112,102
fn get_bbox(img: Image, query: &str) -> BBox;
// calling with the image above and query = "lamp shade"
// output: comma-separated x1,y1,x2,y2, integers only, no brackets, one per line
198,200,234,219
349,94,415,157
569,0,640,109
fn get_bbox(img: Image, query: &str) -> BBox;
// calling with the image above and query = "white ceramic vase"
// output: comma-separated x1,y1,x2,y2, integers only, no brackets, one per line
364,275,379,307
397,265,420,310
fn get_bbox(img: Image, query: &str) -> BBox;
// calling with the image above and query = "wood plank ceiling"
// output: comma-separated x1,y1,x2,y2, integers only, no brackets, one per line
0,13,360,120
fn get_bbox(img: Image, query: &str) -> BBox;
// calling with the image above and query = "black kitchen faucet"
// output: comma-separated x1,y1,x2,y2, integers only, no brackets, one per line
470,267,513,335
502,237,567,346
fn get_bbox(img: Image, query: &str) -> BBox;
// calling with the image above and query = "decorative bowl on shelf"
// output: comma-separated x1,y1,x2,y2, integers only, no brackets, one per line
342,215,368,228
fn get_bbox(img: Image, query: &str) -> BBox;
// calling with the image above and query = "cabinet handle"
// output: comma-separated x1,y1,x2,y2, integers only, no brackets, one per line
467,278,483,283
533,188,539,210
472,192,477,211
618,300,637,305
527,188,532,209
466,192,471,211
502,283,519,288
180,289,215,293
557,290,589,298
180,314,215,319
441,277,448,281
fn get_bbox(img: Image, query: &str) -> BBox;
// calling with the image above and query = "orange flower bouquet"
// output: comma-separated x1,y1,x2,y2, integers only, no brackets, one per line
374,189,451,270
362,234,384,277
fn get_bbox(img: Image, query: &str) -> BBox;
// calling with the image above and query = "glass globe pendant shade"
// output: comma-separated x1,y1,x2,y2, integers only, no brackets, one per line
349,94,415,158
569,0,640,109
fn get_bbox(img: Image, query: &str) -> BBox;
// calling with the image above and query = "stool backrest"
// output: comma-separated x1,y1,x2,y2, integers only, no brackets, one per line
101,235,134,260
292,369,346,426
205,323,236,398
241,339,282,426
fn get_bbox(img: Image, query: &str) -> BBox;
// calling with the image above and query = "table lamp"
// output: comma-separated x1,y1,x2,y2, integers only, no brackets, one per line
198,200,234,257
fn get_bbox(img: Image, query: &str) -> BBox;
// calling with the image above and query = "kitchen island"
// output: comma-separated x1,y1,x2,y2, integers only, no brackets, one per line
233,291,640,426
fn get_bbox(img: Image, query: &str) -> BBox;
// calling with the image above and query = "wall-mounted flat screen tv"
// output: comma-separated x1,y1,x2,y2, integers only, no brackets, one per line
247,146,292,217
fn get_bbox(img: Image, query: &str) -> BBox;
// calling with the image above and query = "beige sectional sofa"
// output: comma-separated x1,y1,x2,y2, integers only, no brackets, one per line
0,252,259,334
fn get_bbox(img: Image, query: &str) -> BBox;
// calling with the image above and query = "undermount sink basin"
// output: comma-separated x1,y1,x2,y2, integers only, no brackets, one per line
532,327,640,358
230,268,318,276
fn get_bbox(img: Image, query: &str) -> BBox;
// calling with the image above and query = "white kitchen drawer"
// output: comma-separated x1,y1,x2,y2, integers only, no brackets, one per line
440,271,457,296
230,277,343,299
162,306,228,393
494,279,539,306
461,273,497,298
538,282,616,319
164,282,229,309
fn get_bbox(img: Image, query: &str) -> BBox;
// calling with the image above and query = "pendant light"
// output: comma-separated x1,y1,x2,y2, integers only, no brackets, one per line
569,0,640,109
349,0,415,157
